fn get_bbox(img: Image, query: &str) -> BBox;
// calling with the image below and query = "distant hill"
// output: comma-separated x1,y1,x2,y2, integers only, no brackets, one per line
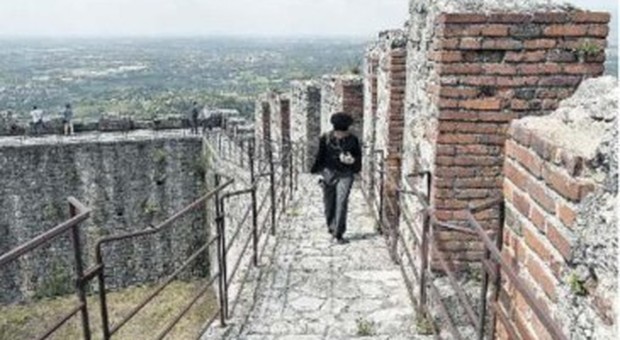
0,37,367,120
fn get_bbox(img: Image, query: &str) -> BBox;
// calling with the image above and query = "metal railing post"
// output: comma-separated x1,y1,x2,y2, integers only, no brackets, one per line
390,185,400,264
295,143,300,191
218,131,223,155
419,171,432,314
268,143,277,235
249,141,259,266
489,200,505,339
281,150,287,212
240,139,245,167
219,196,229,319
96,250,111,339
378,151,385,234
289,143,294,196
69,203,92,340
478,242,492,339
420,210,430,314
214,174,227,327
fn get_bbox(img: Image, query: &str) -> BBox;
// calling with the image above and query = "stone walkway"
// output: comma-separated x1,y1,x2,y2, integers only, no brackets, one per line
205,174,428,340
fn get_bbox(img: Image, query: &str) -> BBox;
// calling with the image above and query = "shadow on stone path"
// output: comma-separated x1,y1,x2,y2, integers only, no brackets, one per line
204,174,429,340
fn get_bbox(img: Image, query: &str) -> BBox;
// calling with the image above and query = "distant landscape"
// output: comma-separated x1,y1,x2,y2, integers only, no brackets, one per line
0,37,367,121
0,38,617,122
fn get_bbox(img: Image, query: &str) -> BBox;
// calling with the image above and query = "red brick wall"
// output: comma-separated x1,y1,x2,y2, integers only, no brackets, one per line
371,61,379,118
430,11,609,266
498,122,598,340
383,47,407,228
262,102,271,156
342,81,364,141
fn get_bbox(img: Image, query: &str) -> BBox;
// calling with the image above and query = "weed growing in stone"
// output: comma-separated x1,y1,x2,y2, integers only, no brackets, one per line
415,313,435,335
567,272,588,296
142,200,160,217
356,317,376,336
573,39,602,60
153,148,167,164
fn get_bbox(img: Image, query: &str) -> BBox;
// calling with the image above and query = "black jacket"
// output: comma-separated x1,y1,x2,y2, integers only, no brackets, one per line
311,132,362,174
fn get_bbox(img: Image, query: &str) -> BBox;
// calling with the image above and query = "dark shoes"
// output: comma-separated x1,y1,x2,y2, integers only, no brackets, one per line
335,237,349,244
328,227,348,244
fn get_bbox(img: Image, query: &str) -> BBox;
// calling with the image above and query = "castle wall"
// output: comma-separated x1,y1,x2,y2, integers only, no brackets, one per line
320,75,364,142
362,48,379,197
268,92,283,161
499,77,617,340
290,81,322,172
0,131,208,302
254,96,271,160
400,1,610,272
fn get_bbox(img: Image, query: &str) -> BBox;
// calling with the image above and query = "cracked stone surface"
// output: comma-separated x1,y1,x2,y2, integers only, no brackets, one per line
204,174,430,340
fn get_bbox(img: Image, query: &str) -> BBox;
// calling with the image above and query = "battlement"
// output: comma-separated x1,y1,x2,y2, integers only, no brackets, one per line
0,109,250,137
251,1,616,338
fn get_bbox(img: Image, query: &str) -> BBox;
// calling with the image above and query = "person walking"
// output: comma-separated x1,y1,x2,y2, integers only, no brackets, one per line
63,103,74,136
30,105,44,135
191,101,200,134
310,112,362,244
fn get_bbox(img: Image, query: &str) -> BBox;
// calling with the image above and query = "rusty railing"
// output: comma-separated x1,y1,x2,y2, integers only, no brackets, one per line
0,128,300,340
0,198,93,340
361,150,568,340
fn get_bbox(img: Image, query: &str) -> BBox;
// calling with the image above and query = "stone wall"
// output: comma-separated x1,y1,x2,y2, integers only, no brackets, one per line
498,77,618,340
320,75,364,142
0,113,242,137
268,92,283,161
397,0,446,287
290,81,322,172
0,130,208,303
400,0,610,270
362,46,380,197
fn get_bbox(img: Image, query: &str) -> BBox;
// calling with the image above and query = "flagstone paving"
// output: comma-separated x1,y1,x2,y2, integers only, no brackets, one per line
204,174,429,340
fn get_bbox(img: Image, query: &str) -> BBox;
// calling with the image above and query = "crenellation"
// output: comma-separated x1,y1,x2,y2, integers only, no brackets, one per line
320,74,364,141
290,80,321,172
1,1,616,338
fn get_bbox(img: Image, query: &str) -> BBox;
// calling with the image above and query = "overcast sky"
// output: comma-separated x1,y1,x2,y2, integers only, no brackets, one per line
0,0,616,39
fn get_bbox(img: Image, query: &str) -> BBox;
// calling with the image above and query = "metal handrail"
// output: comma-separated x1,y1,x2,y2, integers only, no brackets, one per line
361,146,567,340
0,198,90,266
93,179,234,338
467,211,568,340
0,129,302,340
0,197,92,340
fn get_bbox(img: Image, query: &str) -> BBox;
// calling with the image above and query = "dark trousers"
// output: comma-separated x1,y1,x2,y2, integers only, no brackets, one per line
33,120,43,135
322,173,354,238
191,116,199,134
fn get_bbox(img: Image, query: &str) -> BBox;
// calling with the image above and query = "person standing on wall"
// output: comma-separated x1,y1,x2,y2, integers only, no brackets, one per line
191,101,200,134
311,112,362,244
30,105,44,135
63,103,74,136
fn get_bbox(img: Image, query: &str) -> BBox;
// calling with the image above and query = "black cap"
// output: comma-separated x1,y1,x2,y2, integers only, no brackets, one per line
330,112,353,131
